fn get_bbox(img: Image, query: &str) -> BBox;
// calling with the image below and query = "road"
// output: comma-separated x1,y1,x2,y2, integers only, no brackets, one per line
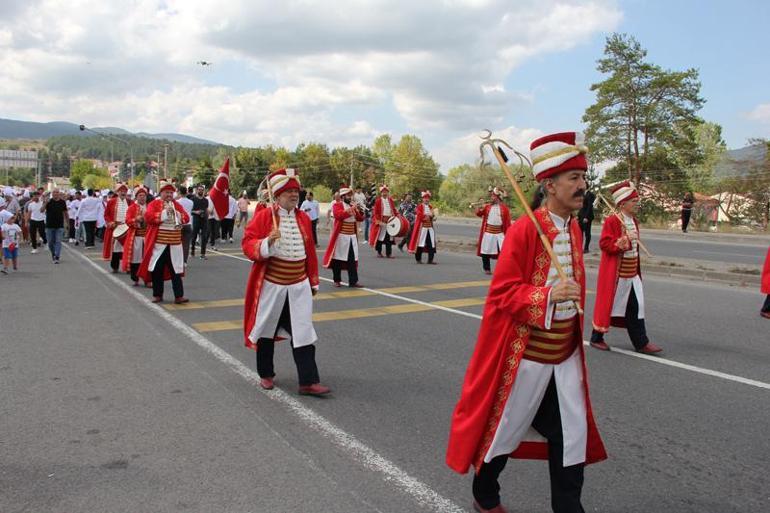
1,232,768,513
437,219,769,266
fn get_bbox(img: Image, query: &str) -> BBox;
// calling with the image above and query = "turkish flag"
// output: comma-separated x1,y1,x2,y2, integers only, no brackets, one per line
209,158,230,219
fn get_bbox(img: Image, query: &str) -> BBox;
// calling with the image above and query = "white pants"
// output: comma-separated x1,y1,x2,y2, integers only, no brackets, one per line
249,278,317,348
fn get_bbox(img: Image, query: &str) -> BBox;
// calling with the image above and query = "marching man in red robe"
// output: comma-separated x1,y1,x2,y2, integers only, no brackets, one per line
368,184,397,258
102,183,132,273
475,187,512,275
138,180,190,304
760,246,770,318
589,181,662,354
408,190,437,264
446,132,606,513
323,185,365,288
242,168,330,396
121,187,150,287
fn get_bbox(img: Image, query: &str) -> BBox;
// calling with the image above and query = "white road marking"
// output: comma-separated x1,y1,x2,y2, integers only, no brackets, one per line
211,249,770,391
66,246,467,513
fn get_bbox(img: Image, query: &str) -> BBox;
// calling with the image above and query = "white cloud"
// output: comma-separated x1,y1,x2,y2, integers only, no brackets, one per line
433,126,545,171
747,103,770,123
0,0,622,168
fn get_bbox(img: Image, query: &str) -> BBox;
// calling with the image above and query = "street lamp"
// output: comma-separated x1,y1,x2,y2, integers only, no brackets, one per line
79,124,134,184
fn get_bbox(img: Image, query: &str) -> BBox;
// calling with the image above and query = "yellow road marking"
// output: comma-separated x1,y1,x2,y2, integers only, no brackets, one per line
192,296,487,332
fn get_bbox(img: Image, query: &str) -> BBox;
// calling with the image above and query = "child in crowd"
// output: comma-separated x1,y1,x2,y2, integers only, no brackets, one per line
2,213,21,274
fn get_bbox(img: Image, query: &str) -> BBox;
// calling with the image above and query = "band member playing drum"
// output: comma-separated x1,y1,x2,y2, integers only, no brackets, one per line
242,168,330,396
102,183,132,273
138,180,190,304
408,190,437,264
121,187,150,287
368,184,397,258
323,185,365,287
475,187,511,275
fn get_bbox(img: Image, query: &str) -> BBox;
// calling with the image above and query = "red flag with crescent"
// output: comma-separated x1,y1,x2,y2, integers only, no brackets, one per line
209,158,230,219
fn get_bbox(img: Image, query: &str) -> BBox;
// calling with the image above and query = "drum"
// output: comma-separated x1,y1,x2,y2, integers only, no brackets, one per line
113,223,130,242
386,214,409,238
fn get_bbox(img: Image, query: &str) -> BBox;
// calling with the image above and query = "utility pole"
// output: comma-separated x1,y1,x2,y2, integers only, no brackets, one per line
163,143,169,179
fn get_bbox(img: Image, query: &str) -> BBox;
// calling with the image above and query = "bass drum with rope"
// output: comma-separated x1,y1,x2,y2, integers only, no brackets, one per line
386,214,410,238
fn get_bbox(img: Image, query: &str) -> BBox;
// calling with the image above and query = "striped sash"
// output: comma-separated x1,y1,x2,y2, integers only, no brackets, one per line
340,221,357,235
265,258,307,285
485,224,502,234
421,218,433,228
619,256,638,278
156,229,181,245
523,317,578,364
135,227,147,237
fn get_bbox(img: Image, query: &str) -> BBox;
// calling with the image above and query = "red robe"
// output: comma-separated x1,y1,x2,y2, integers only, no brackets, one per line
102,196,133,260
407,203,437,253
241,205,319,350
762,246,770,295
446,207,606,474
322,201,364,268
475,203,512,257
591,214,642,333
368,196,396,246
137,198,190,283
120,202,146,275
254,202,267,215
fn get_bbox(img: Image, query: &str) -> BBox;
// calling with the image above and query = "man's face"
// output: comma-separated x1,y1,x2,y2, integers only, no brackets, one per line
491,194,500,204
160,190,173,201
422,196,430,204
381,190,389,198
342,192,353,204
278,188,300,210
621,197,640,215
32,194,39,202
76,193,82,199
307,193,314,201
52,190,60,201
404,195,412,202
545,170,586,212
118,190,127,199
196,186,204,196
136,192,147,205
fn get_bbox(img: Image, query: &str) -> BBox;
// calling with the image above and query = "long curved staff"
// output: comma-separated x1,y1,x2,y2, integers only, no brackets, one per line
594,190,653,258
479,130,583,315
257,174,279,231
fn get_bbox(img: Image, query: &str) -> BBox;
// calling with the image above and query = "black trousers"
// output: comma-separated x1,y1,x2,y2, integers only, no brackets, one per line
473,376,585,513
681,210,692,232
130,262,141,283
375,232,393,256
415,231,435,263
581,219,592,251
208,218,220,246
151,246,184,299
30,220,47,248
220,218,234,240
68,219,77,240
181,224,192,263
590,287,649,350
331,243,359,286
110,251,122,271
398,222,414,250
762,295,770,313
311,219,318,245
191,216,208,256
83,221,97,247
481,255,492,272
256,298,320,386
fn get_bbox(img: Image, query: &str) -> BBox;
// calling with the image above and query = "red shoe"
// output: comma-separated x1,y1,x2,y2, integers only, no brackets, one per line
761,310,770,319
637,342,663,354
377,254,384,258
351,283,365,288
333,282,342,288
260,377,274,390
151,296,163,303
428,261,437,265
298,383,331,396
387,255,395,259
590,340,611,351
174,297,189,304
473,501,509,513
484,270,492,275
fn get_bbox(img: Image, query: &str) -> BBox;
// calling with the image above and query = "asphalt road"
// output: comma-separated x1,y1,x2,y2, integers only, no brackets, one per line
1,232,768,513
438,219,769,266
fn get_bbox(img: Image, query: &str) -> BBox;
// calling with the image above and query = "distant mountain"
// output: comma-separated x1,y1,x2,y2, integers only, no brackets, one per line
715,143,767,177
0,118,220,146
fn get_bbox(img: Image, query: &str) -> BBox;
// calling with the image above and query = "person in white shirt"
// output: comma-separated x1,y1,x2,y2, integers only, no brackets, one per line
76,189,101,247
1,213,21,273
221,192,238,243
207,194,221,250
96,192,108,241
236,192,250,229
67,192,81,243
299,191,320,246
25,192,47,253
176,186,194,264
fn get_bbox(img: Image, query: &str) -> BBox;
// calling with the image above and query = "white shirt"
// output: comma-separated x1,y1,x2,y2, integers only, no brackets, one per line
260,207,307,261
177,196,193,226
227,196,238,219
67,199,81,220
0,210,12,224
487,204,502,226
26,200,46,222
545,212,577,323
77,196,101,222
1,223,21,248
381,198,392,217
300,199,319,221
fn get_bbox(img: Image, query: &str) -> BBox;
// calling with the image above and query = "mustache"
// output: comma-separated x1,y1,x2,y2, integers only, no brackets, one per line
573,189,586,199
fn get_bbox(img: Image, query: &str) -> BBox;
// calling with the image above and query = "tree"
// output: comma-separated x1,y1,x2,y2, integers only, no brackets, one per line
583,33,704,184
678,122,726,193
193,155,216,187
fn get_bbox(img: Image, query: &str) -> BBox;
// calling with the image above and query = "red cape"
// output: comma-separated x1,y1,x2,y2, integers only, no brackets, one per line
322,201,364,268
242,205,319,350
762,246,770,295
475,203,512,257
137,198,190,283
446,207,606,474
368,196,396,246
209,158,230,220
591,214,641,333
120,202,148,278
101,197,133,260
407,203,437,253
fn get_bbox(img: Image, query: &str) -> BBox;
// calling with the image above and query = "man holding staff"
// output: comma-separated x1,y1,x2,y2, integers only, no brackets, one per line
447,131,606,513
474,187,511,275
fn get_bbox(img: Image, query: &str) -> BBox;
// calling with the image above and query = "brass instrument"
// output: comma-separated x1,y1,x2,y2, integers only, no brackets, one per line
468,200,489,209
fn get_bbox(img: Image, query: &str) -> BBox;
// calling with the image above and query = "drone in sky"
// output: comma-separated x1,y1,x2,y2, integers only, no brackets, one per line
197,61,213,66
